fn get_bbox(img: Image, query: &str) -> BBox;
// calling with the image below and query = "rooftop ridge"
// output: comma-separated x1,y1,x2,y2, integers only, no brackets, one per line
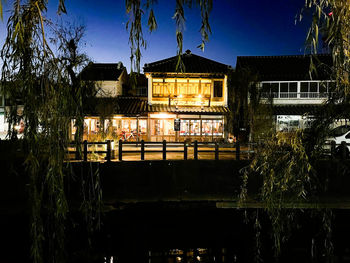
144,51,231,69
237,54,331,59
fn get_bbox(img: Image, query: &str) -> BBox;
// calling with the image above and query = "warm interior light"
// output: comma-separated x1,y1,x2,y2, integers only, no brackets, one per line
151,113,173,119
176,257,182,262
197,256,201,261
198,94,202,99
178,94,183,98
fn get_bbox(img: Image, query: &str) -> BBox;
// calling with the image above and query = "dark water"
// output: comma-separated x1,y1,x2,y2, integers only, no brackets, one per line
3,206,350,262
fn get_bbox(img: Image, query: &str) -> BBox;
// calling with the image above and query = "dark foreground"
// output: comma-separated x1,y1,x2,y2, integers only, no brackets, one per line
2,159,350,262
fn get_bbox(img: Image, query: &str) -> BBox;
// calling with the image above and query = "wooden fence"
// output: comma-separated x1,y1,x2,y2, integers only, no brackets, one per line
68,140,251,162
68,140,113,162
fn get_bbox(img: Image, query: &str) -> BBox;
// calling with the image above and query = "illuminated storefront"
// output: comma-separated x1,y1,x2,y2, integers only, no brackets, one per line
148,113,225,142
78,114,225,142
78,116,148,142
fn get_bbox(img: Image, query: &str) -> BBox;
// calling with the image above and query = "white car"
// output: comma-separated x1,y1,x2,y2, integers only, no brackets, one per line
325,125,350,156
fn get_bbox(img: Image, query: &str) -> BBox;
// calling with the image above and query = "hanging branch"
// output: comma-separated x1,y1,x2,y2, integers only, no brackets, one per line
57,0,67,14
303,0,350,96
126,0,158,74
146,0,158,32
197,0,212,51
126,0,145,73
173,0,186,72
125,0,212,73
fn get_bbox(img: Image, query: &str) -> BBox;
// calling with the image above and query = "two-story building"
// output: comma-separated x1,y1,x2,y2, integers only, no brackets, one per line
144,49,231,142
80,50,232,142
235,54,334,132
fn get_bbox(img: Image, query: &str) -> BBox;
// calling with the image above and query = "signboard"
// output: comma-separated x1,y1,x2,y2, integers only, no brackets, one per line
174,118,181,131
170,99,208,106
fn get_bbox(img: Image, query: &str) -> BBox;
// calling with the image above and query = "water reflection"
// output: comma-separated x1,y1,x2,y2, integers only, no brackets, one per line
147,248,234,263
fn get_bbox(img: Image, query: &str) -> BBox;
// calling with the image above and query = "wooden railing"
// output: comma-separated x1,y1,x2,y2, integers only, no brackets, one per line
68,140,252,161
118,140,248,161
68,140,114,162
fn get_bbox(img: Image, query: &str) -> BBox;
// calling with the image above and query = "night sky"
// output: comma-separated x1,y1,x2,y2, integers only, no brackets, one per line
1,0,312,72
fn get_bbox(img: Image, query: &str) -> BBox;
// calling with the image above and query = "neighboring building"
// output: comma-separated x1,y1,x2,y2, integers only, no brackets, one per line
80,50,232,142
127,73,148,97
236,54,334,132
80,62,128,97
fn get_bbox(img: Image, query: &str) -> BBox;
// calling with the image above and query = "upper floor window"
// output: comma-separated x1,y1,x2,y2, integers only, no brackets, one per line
152,78,175,97
152,78,224,98
176,79,199,96
260,81,333,99
280,82,297,98
213,81,223,98
201,79,211,96
300,81,330,98
261,83,279,98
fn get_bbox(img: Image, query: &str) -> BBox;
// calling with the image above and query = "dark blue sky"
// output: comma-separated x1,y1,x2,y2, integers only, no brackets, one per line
2,0,311,72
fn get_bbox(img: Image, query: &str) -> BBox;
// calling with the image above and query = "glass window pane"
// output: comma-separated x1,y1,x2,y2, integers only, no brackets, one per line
213,81,223,97
261,83,270,93
271,83,279,93
300,82,309,92
164,120,175,135
310,82,318,92
289,82,297,92
130,120,137,132
271,83,279,98
201,120,212,136
164,79,175,95
177,82,187,95
153,82,164,96
201,82,211,96
190,120,200,135
112,119,122,136
139,120,147,135
280,83,288,92
180,120,189,136
151,119,162,136
188,82,199,95
212,120,223,136
289,82,297,98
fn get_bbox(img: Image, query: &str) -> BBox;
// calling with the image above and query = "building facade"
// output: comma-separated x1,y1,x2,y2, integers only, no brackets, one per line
143,49,230,142
235,54,334,132
80,50,231,142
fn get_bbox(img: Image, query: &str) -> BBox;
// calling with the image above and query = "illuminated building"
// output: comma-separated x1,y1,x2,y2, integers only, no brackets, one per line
79,50,231,142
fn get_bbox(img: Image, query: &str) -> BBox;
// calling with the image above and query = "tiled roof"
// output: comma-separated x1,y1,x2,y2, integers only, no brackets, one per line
236,54,333,81
273,104,321,115
85,97,229,115
144,50,231,74
115,97,148,115
80,63,126,81
148,104,229,114
85,97,148,115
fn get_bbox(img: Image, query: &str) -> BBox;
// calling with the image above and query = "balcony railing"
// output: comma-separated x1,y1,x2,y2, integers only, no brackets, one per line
261,92,332,99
